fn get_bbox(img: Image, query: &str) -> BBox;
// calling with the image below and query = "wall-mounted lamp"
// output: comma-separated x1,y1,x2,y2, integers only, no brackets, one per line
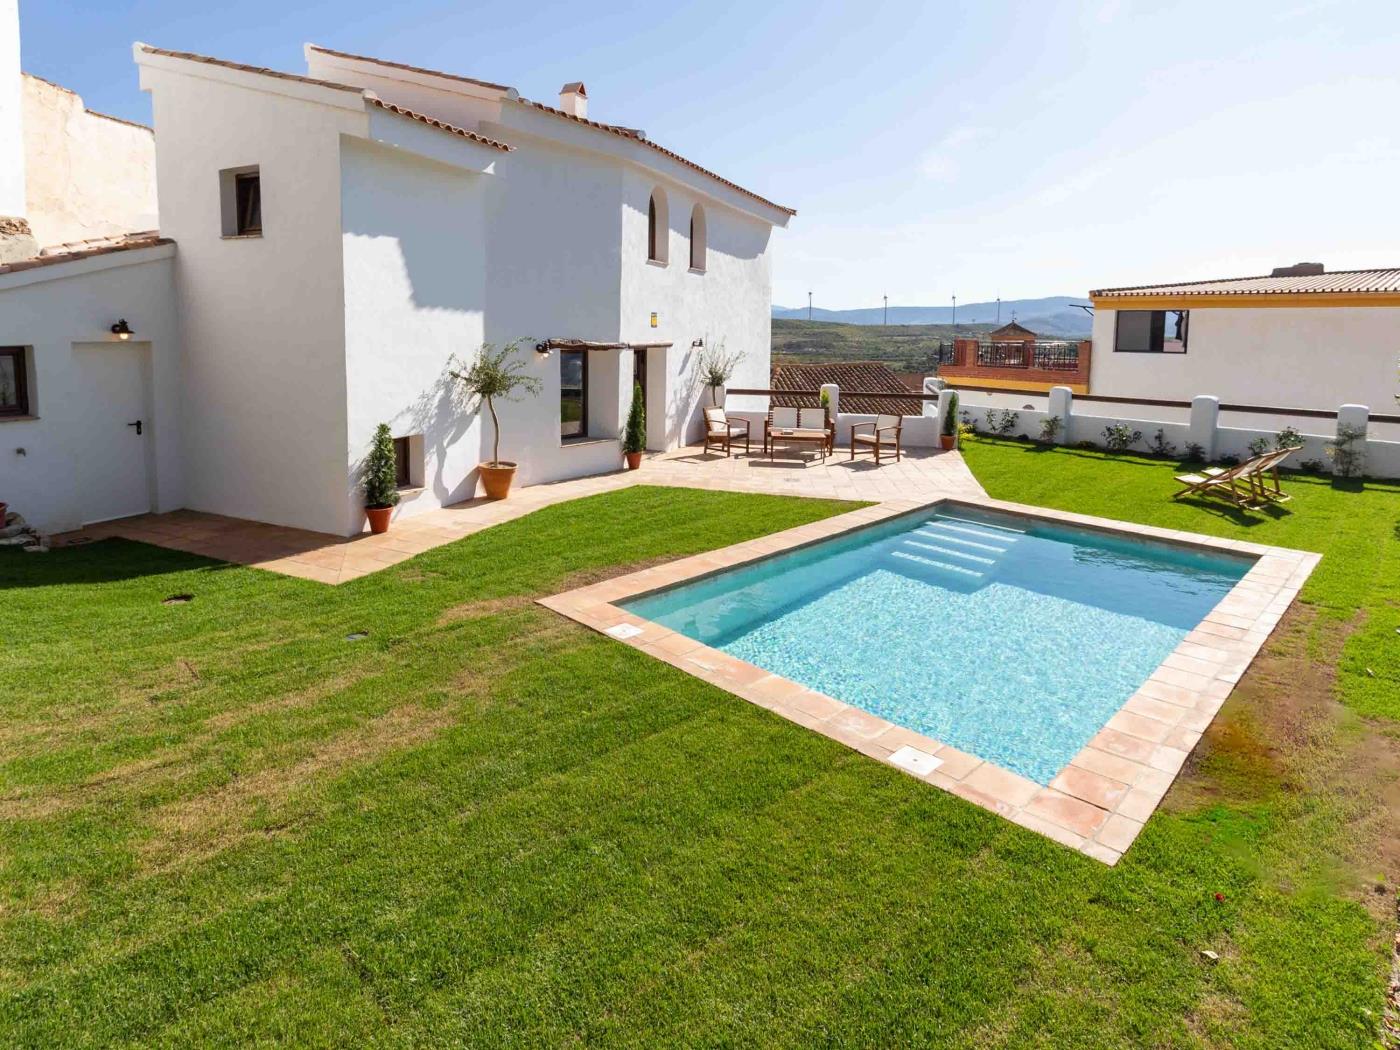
110,319,133,340
534,341,552,355
691,339,704,348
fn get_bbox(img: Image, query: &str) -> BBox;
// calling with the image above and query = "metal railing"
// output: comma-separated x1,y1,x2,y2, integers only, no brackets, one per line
966,341,1081,371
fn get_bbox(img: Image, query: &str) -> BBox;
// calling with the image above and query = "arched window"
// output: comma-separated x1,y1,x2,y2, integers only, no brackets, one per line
689,204,707,272
647,188,668,264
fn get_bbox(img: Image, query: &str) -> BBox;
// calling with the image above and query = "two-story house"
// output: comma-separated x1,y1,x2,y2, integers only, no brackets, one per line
0,13,793,536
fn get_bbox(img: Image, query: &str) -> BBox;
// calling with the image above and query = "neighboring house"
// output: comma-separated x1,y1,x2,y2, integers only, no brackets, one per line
771,361,917,415
1089,263,1400,409
986,320,1038,342
0,4,793,536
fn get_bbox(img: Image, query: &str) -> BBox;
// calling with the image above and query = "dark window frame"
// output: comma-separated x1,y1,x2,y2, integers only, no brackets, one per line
1113,309,1189,354
0,347,31,418
689,204,706,272
647,195,660,262
234,172,262,236
392,436,412,488
560,349,590,442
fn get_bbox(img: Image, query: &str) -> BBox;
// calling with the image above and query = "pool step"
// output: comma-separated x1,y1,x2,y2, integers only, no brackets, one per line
938,514,1027,535
925,520,1022,544
889,550,985,577
901,540,997,565
914,528,1009,554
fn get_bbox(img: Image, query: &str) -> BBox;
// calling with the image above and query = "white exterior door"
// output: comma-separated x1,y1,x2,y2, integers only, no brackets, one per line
74,344,151,524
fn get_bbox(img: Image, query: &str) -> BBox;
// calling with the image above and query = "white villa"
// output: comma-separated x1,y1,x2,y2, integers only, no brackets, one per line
1090,263,1400,410
0,5,793,536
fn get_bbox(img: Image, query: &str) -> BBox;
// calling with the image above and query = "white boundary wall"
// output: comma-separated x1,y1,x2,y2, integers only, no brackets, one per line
953,385,1399,479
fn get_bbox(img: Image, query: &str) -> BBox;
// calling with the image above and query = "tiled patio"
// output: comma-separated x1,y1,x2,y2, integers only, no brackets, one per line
540,495,1320,864
54,445,985,584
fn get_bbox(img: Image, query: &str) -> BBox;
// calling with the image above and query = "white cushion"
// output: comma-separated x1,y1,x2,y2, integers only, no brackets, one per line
771,407,799,428
798,407,826,429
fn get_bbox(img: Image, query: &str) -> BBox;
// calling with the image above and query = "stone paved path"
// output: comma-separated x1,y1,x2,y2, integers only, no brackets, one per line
57,445,985,584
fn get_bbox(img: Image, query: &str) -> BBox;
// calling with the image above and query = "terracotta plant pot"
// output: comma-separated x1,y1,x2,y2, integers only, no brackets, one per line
940,434,956,451
625,451,643,471
366,505,393,534
480,461,517,500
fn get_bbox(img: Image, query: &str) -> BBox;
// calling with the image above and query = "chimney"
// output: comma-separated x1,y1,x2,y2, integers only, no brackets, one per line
559,82,587,119
1270,261,1325,277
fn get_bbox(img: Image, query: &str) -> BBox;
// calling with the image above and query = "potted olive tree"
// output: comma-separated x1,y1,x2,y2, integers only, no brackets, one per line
940,391,959,450
451,340,542,500
697,341,743,407
623,381,646,470
363,423,400,533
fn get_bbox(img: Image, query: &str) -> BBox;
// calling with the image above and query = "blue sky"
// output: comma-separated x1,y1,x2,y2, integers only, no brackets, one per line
18,0,1400,308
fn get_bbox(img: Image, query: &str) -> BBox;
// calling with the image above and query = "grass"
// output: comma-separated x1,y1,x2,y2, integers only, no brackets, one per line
1,474,1396,1047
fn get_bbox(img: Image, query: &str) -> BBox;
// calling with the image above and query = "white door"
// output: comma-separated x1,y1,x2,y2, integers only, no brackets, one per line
73,344,151,524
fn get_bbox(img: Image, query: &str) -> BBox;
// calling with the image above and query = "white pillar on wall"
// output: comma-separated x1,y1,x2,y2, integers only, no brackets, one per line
1189,395,1220,460
922,376,944,418
1337,403,1369,476
935,387,958,439
820,381,839,420
1047,385,1074,445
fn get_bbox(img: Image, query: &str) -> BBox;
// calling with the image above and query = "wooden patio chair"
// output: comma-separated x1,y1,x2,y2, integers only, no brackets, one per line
703,406,751,456
850,414,903,464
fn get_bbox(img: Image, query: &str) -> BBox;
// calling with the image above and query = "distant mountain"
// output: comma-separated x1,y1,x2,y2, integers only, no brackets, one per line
772,297,1093,338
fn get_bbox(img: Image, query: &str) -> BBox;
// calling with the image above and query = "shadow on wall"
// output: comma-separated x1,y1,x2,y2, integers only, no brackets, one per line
398,363,482,504
668,343,704,446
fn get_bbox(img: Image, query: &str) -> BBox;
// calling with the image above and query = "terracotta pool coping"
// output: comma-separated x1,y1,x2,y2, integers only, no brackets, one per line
538,497,1320,865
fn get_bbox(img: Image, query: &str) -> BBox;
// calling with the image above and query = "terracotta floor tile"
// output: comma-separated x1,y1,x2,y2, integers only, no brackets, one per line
963,763,1039,809
1024,788,1110,838
1049,764,1131,811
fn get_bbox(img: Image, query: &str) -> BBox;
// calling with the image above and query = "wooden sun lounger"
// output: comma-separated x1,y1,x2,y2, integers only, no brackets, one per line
1174,447,1296,507
1173,457,1265,507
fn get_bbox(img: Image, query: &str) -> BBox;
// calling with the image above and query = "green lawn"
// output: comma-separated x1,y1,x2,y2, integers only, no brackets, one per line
1,474,1396,1047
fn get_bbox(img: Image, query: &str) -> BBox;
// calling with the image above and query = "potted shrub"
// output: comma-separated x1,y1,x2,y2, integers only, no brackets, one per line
363,423,400,534
451,340,542,500
623,381,646,470
697,340,743,407
940,391,959,450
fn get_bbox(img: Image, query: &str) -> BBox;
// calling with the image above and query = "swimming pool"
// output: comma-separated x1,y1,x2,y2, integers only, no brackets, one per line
623,506,1252,785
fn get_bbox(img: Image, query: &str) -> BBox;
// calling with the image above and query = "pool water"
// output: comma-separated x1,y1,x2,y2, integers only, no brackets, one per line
624,507,1251,785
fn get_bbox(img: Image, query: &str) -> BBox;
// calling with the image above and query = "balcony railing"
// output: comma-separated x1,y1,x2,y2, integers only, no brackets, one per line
973,341,1081,370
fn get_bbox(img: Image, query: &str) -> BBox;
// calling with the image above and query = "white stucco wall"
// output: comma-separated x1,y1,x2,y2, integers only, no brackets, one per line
0,0,23,218
1091,305,1400,410
339,135,490,532
0,247,183,533
21,74,159,247
139,56,365,535
619,167,774,447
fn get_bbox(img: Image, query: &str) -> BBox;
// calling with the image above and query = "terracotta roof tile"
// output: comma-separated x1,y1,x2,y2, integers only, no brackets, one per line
365,97,513,151
306,44,513,93
513,97,796,217
0,232,171,277
1092,267,1400,298
137,46,514,151
771,361,920,415
136,45,364,93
